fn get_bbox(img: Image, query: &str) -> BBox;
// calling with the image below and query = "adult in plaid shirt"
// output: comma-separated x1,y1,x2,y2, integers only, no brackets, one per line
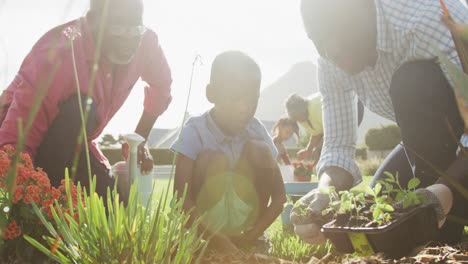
292,0,468,245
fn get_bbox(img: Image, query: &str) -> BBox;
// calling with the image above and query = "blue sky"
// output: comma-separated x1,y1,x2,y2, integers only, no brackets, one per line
0,0,317,135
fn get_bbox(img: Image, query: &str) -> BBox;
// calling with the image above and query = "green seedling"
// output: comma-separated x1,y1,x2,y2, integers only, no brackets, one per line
365,183,394,225
380,172,425,209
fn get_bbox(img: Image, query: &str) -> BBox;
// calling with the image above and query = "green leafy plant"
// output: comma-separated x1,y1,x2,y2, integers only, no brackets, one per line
365,183,394,225
320,172,427,228
24,174,206,264
320,187,366,221
380,172,425,209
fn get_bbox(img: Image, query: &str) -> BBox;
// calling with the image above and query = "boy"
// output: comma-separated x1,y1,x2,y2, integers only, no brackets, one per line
171,51,286,252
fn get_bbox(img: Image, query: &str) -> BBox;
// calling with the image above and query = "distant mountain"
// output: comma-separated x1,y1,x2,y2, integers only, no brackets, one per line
256,61,394,144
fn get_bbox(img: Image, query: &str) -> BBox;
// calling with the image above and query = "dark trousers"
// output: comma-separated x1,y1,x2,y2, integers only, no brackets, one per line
371,61,467,244
34,95,117,201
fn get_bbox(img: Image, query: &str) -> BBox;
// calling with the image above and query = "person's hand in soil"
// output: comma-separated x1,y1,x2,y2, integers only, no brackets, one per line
121,142,154,175
290,189,330,244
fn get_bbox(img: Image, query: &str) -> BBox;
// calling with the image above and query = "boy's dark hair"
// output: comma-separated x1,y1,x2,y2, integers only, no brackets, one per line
209,51,261,91
272,117,300,137
285,93,308,118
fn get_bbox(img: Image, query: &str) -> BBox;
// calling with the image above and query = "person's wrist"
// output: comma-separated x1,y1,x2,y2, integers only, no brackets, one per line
319,167,353,191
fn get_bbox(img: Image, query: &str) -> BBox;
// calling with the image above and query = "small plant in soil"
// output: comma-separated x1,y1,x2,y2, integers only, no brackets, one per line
292,162,314,182
322,173,426,228
380,172,425,209
365,183,394,226
321,187,369,227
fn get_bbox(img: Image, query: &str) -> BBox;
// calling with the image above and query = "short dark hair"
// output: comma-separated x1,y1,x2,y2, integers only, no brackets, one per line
285,93,308,118
210,51,261,91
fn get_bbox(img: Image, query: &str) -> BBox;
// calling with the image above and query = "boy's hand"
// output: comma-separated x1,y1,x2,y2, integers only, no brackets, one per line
121,143,154,175
290,189,330,244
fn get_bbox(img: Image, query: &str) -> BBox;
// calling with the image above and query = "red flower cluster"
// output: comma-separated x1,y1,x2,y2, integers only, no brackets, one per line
0,145,82,240
292,161,314,182
3,220,21,240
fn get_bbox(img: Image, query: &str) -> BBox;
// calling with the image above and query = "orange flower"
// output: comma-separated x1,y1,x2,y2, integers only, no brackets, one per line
50,239,60,253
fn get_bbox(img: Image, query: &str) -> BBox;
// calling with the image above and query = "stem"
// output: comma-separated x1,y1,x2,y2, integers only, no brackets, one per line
69,0,110,181
162,54,202,209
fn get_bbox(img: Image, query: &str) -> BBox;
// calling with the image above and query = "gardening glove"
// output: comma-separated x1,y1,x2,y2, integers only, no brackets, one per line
423,184,453,228
290,189,331,244
396,184,453,229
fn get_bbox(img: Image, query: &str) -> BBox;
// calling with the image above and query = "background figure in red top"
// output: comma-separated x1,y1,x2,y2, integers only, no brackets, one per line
272,118,299,165
0,0,173,202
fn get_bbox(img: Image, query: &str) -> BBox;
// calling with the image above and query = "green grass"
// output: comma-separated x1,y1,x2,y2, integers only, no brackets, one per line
153,178,172,199
266,219,333,262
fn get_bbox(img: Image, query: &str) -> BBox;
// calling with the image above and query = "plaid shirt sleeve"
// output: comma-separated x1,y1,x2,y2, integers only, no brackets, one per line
316,58,362,186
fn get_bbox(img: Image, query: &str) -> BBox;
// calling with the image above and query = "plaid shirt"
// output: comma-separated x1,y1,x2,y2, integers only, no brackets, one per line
317,0,468,185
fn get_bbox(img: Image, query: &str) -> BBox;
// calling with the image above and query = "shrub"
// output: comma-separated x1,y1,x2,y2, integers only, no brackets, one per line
355,147,368,160
365,125,401,151
357,158,383,177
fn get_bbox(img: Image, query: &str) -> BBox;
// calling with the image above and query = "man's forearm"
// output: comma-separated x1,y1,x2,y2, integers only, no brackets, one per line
319,166,354,191
135,111,158,140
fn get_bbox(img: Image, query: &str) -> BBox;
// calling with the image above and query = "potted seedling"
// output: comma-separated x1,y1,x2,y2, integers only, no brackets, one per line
320,173,438,259
292,162,314,182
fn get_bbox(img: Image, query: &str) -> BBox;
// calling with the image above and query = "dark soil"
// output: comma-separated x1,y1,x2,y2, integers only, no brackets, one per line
331,205,408,229
201,243,468,263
